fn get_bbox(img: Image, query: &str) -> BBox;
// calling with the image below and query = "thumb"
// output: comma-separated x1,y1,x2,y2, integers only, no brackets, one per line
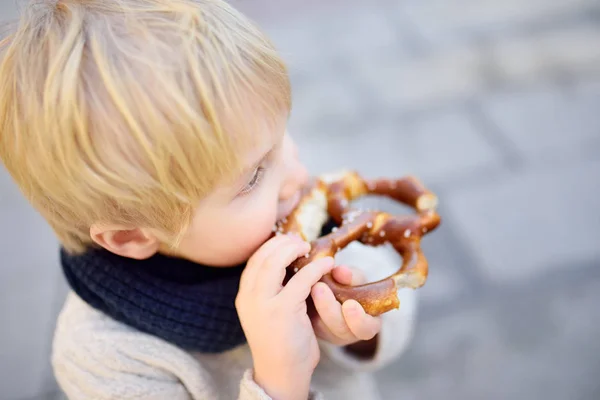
331,265,368,285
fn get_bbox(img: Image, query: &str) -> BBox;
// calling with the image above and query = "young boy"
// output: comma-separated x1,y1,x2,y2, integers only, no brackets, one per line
0,0,417,398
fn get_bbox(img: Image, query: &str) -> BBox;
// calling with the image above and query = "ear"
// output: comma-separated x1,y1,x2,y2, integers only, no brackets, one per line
90,224,161,260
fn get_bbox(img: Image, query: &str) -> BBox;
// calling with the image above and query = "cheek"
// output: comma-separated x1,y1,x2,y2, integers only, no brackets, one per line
207,191,280,262
175,205,278,266
231,193,279,248
174,179,282,265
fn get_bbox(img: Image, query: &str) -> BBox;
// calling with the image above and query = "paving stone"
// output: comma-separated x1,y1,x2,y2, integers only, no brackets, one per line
29,391,66,400
52,392,67,400
0,279,58,400
266,5,407,132
0,170,67,399
233,0,356,27
415,222,472,305
355,44,486,111
262,4,397,73
573,77,600,95
490,23,600,85
375,277,600,400
288,75,367,134
482,84,600,163
0,167,26,207
37,274,70,400
571,78,600,149
311,4,411,73
264,22,330,75
0,2,18,20
0,187,62,293
354,23,600,112
294,108,503,185
308,5,400,59
393,110,504,183
443,159,600,283
399,0,598,45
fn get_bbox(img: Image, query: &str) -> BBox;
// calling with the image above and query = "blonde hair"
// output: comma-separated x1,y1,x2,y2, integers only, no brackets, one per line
0,0,291,253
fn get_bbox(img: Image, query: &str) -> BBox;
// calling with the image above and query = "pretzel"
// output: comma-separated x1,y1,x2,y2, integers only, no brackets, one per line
274,170,441,316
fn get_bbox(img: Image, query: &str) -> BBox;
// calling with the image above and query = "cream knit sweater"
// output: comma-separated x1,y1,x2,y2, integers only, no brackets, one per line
52,243,418,399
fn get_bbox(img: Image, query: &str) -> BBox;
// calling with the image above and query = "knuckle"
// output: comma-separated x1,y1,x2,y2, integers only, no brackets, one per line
329,317,352,338
337,326,354,339
261,256,279,271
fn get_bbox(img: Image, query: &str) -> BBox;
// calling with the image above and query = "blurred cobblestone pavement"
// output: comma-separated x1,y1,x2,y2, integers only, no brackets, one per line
1,0,599,399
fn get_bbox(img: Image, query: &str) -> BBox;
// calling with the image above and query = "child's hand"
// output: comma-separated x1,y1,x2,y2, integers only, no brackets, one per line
236,234,335,400
310,266,382,347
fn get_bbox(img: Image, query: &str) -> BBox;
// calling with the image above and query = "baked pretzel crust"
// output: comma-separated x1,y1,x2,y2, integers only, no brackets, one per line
275,171,441,316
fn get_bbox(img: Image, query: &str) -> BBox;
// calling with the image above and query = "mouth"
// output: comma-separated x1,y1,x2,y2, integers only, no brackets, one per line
276,191,301,222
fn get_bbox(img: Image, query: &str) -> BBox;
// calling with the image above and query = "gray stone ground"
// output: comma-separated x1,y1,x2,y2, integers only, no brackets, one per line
1,0,599,399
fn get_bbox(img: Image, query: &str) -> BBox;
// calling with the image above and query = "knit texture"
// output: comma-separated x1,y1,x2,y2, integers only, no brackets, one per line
60,221,340,354
61,247,247,353
53,240,418,399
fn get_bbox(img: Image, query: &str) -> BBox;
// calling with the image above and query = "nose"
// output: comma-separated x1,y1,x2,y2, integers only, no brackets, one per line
279,159,309,202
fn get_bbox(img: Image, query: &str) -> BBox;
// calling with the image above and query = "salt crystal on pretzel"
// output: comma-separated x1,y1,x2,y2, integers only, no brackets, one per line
275,170,441,316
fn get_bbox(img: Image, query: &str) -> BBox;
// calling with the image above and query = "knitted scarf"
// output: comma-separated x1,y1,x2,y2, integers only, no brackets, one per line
60,247,247,353
60,221,337,354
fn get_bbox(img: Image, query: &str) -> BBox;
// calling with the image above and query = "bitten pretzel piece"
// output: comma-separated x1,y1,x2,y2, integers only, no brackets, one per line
274,170,441,316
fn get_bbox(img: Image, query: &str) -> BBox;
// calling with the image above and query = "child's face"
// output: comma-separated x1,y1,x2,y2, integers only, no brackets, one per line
169,129,309,267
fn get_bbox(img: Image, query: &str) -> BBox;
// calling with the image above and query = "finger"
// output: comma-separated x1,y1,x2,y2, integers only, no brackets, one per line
342,299,382,341
311,314,350,346
279,257,335,304
249,234,306,269
311,282,354,341
331,265,353,285
331,266,368,286
242,235,309,292
240,236,289,293
254,240,313,298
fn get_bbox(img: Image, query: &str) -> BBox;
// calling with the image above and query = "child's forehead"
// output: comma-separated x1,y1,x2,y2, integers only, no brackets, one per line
226,106,287,159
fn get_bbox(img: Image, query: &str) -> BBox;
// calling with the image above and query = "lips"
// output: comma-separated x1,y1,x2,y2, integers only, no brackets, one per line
276,191,301,222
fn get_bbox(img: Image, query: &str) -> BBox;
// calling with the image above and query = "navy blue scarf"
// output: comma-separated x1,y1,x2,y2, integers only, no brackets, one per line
60,220,337,354
60,247,247,353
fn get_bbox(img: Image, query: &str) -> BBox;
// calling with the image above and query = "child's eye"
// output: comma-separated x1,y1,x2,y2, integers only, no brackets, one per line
239,166,266,195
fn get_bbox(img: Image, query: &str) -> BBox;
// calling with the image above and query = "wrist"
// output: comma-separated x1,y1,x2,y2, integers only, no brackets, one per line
253,366,311,400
